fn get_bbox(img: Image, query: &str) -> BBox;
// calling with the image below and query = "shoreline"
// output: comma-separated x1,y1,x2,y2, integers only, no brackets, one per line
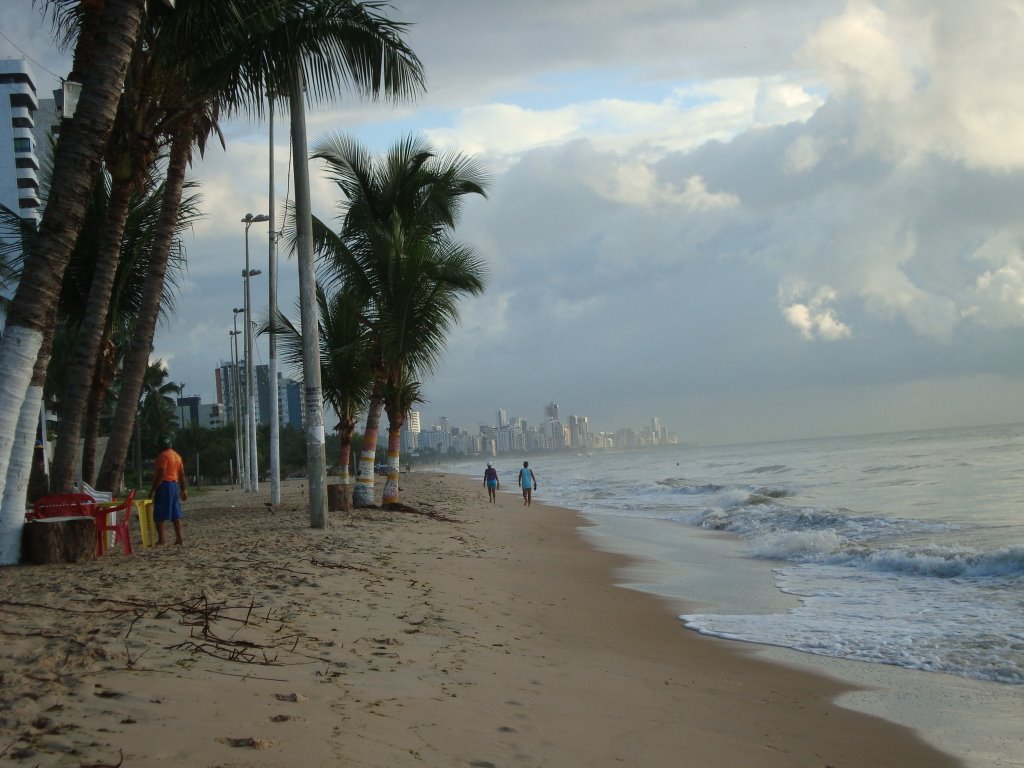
0,472,962,766
571,503,1024,768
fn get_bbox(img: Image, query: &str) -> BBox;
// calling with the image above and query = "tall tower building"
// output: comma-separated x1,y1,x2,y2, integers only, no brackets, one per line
496,408,508,429
0,60,42,229
401,410,421,453
407,410,421,433
545,402,559,421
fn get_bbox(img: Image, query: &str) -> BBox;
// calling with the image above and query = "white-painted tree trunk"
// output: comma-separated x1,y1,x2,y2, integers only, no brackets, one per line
1,386,44,523
0,326,43,564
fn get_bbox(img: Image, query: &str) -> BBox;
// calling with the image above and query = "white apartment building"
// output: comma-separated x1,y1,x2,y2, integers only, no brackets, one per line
0,59,42,230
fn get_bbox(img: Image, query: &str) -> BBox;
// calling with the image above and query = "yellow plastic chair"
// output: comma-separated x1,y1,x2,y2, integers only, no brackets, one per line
134,498,156,548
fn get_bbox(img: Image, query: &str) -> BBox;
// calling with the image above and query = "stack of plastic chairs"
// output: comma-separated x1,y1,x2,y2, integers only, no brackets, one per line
78,480,113,503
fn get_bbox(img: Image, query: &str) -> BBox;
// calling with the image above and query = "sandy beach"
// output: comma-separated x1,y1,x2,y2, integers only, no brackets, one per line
0,471,960,767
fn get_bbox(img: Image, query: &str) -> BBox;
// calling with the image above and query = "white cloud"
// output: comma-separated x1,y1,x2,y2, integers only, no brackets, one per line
804,0,1024,169
423,77,823,169
962,236,1024,328
591,162,738,210
781,285,852,341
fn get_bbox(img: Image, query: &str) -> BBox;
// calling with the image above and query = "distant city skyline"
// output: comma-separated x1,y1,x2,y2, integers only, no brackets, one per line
403,405,677,456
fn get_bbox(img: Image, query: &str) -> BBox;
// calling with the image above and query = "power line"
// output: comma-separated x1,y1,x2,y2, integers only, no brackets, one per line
0,31,64,81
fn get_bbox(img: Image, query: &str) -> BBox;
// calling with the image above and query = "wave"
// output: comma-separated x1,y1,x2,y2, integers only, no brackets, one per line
824,544,1024,579
748,464,790,474
700,502,1024,578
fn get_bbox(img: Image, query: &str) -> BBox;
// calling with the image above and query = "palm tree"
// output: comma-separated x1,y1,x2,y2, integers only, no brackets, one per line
97,0,424,494
138,361,182,453
266,284,374,493
312,133,489,506
0,0,148,562
50,162,197,488
49,11,196,492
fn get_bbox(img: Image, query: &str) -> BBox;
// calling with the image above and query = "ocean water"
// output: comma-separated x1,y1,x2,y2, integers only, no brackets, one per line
446,423,1024,686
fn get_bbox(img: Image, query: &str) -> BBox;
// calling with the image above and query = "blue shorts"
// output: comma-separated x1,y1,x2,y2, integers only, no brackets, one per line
486,479,497,489
153,481,183,521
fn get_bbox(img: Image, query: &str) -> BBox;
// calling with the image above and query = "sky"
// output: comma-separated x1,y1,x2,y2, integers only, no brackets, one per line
5,0,1024,445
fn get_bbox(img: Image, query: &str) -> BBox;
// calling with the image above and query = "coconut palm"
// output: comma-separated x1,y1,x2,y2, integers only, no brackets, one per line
97,0,424,494
138,361,183,451
49,13,196,492
312,133,489,506
0,1,149,564
266,284,374,491
50,159,197,488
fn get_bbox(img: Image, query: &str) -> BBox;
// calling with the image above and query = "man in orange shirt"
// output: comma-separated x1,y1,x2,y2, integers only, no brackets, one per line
151,434,188,545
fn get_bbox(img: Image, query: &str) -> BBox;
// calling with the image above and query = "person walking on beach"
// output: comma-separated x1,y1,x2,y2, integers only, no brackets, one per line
483,462,500,503
151,434,187,545
518,461,537,506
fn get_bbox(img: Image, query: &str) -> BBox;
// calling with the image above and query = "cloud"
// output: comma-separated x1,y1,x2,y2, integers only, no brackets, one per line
962,235,1024,329
804,0,1024,169
780,285,852,341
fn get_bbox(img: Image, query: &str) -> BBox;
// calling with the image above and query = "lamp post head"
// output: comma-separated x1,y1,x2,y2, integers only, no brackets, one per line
230,330,241,336
233,307,244,314
248,269,262,277
242,213,270,225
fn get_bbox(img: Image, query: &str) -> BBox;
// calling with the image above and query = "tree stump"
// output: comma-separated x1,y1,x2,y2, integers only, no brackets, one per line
22,517,97,564
327,483,351,512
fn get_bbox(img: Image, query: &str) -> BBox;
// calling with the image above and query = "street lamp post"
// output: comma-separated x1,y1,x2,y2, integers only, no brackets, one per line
242,212,268,495
229,324,244,490
178,382,186,429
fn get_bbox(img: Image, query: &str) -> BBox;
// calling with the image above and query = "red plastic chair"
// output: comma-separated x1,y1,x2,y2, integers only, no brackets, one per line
94,490,136,556
29,493,98,520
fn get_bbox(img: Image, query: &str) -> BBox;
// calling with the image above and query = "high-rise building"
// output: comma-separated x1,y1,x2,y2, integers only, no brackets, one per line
198,403,225,430
496,408,508,429
176,395,201,426
278,375,304,429
545,402,559,421
401,410,421,452
0,60,42,230
214,360,249,426
256,364,271,427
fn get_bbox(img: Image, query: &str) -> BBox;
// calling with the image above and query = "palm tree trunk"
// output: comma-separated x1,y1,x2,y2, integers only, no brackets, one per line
81,348,110,485
382,413,403,505
352,391,382,508
338,417,355,487
0,330,52,552
0,0,146,563
339,440,352,486
50,177,133,492
97,128,190,492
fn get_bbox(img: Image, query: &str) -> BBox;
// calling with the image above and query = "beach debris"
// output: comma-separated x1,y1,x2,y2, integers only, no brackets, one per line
382,501,460,523
218,736,274,749
309,557,368,572
274,692,308,703
78,749,124,767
